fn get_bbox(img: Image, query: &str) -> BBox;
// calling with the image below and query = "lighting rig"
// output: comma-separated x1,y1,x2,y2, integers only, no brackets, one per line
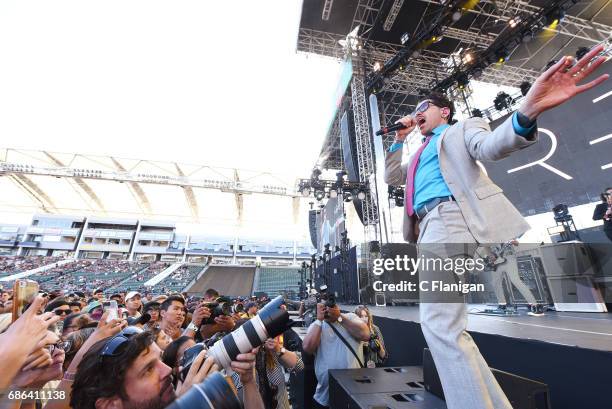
367,0,582,98
431,0,582,94
298,169,369,203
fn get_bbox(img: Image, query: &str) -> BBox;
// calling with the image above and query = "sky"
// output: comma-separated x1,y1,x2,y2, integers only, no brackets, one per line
0,0,340,176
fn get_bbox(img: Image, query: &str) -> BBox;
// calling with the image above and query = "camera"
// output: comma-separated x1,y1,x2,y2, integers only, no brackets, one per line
368,333,381,352
231,302,244,314
202,296,232,325
315,285,336,319
164,372,241,409
181,295,292,374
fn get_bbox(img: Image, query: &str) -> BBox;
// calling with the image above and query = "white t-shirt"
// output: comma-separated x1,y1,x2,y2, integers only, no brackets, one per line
309,312,364,406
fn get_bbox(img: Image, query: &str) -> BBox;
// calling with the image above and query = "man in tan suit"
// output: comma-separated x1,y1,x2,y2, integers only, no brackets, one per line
384,46,608,409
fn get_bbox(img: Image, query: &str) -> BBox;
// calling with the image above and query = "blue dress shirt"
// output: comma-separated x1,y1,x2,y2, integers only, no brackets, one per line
387,112,536,212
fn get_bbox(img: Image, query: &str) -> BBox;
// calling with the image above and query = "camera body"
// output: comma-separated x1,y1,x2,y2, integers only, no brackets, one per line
202,296,232,325
368,332,381,352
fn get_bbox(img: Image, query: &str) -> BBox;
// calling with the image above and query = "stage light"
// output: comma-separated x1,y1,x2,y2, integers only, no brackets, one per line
462,51,474,65
315,190,325,201
400,32,410,45
456,72,469,90
452,10,462,22
398,61,406,71
508,17,520,28
520,81,532,96
495,48,509,63
301,187,311,197
546,8,565,26
432,35,443,43
544,59,558,71
357,190,366,200
373,61,383,72
522,30,534,43
576,46,590,60
471,108,483,118
344,191,353,202
329,189,338,199
493,91,513,111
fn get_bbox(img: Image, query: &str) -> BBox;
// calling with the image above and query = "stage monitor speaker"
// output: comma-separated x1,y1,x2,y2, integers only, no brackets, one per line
329,366,446,409
423,348,551,409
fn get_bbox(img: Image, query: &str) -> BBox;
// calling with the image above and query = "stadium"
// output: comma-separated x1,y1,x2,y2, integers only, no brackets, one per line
1,1,612,408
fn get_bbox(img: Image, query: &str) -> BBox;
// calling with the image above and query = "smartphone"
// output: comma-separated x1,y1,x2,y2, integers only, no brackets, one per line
11,279,39,322
103,300,118,322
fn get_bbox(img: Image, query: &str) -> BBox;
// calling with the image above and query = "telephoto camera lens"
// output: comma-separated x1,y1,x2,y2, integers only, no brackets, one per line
164,372,241,409
207,295,292,369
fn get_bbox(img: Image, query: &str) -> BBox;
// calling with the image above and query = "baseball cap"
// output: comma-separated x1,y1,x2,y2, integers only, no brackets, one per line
125,291,141,301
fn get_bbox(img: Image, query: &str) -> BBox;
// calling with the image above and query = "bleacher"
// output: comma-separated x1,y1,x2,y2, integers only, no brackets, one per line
254,266,301,299
0,256,64,278
113,261,171,293
148,264,205,294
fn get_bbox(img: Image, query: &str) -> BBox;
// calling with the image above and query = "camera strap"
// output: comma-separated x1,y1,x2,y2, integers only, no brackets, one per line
328,322,365,368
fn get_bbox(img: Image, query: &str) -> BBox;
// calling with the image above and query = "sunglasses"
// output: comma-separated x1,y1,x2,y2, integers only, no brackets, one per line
413,100,437,115
54,309,71,316
98,326,143,362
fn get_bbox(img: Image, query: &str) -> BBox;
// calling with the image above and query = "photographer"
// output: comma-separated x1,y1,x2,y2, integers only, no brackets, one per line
354,306,387,367
593,187,612,241
302,302,370,408
69,329,265,409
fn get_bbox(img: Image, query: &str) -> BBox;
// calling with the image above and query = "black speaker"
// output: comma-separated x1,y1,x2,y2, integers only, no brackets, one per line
423,349,551,409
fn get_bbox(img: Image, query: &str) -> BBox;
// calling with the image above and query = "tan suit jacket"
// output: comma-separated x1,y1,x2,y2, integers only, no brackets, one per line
384,116,537,243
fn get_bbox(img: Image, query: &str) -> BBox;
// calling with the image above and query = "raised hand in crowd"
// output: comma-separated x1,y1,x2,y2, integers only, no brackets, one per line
0,296,60,389
231,348,265,409
176,350,220,396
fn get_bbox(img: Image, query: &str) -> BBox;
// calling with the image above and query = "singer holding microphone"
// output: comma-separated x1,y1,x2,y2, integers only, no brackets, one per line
383,44,608,409
592,187,612,242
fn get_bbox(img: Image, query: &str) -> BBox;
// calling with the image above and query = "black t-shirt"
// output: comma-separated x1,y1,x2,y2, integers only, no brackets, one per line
592,203,612,231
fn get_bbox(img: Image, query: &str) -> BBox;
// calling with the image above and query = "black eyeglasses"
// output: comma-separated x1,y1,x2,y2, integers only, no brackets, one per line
98,326,143,362
54,309,71,316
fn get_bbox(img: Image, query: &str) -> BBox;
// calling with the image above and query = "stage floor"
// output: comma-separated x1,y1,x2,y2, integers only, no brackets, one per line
344,304,612,352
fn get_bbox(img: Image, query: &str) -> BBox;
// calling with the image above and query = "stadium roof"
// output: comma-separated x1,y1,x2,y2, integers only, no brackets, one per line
0,148,313,239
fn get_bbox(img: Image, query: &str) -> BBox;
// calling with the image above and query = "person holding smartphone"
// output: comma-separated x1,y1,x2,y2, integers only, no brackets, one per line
593,187,612,241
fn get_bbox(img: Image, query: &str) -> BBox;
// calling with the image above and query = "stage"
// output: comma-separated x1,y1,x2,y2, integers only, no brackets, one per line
347,304,612,409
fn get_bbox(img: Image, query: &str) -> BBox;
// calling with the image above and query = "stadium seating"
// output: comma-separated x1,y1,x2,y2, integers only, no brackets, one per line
147,264,206,294
254,266,301,299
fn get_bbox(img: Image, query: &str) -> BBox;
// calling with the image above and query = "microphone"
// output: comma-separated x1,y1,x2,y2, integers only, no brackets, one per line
375,123,406,136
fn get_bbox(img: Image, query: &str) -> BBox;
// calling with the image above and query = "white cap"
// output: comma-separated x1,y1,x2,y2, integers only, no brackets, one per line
125,291,141,301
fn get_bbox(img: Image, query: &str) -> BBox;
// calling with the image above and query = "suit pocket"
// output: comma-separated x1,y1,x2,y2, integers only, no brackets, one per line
474,183,503,199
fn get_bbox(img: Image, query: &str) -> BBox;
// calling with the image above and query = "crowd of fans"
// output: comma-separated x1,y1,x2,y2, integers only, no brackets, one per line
0,256,64,276
0,255,389,409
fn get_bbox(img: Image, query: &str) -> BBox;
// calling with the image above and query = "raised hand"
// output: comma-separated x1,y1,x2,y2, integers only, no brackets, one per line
520,44,609,119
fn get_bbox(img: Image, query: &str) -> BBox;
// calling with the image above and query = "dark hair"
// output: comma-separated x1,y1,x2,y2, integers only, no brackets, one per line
70,331,155,409
426,91,455,124
160,295,185,312
204,288,219,299
69,301,82,308
44,297,69,313
63,327,96,371
162,336,192,369
601,188,612,202
143,301,160,313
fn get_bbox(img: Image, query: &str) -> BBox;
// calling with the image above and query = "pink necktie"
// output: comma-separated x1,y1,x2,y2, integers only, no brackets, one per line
405,136,432,217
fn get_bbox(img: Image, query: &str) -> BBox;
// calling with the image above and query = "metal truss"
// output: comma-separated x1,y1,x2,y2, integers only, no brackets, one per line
351,58,379,226
418,0,612,43
383,0,405,32
174,163,200,221
0,150,300,201
8,174,58,213
322,0,334,21
110,157,153,215
43,152,106,213
351,0,386,37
